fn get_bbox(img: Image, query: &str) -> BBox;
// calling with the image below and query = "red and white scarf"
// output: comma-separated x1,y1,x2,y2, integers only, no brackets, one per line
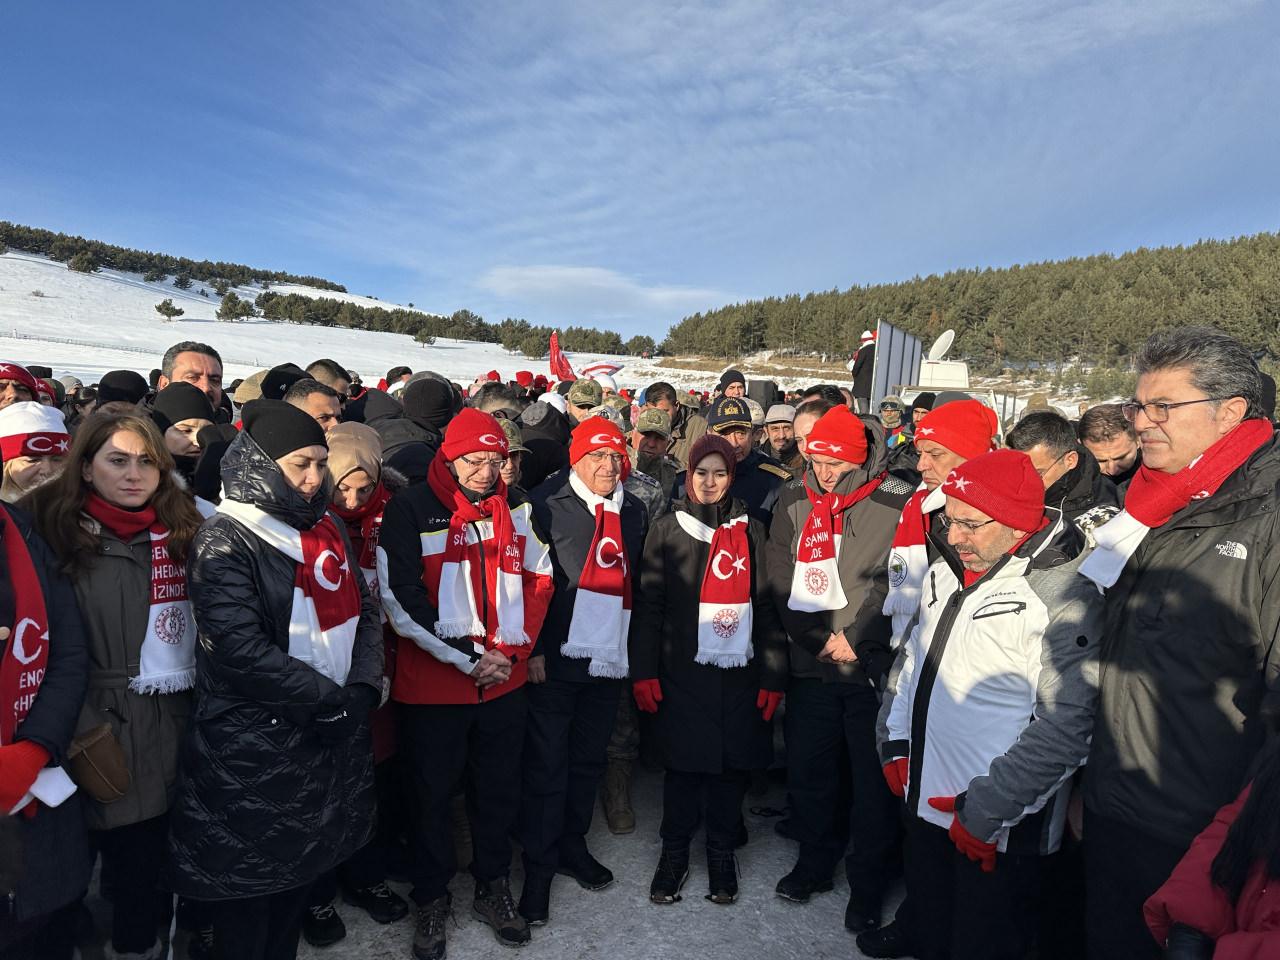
788,473,885,612
1,506,49,746
675,510,753,668
84,494,197,695
1081,419,1274,589
217,499,362,684
425,455,528,647
334,482,392,590
562,472,632,678
882,483,933,645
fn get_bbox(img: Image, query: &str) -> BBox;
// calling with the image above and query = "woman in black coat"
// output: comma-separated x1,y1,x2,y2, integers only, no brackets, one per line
630,434,788,906
167,400,383,960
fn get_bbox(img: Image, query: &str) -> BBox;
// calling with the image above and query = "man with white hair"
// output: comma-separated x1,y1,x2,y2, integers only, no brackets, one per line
593,374,618,398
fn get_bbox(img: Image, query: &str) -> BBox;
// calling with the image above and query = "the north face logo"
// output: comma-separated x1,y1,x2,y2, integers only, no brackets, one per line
1215,541,1248,560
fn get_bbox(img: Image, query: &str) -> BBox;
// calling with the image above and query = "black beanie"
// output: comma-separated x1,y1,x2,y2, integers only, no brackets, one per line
151,382,216,434
911,391,937,412
718,369,746,390
402,378,455,431
241,399,327,459
385,365,412,383
259,363,309,401
26,364,53,379
97,369,150,405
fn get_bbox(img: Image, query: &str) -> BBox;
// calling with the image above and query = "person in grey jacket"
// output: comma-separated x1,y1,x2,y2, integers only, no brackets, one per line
878,449,1103,960
765,404,915,930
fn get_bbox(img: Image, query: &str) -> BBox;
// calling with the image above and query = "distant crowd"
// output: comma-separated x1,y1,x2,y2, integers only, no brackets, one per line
1,325,1277,960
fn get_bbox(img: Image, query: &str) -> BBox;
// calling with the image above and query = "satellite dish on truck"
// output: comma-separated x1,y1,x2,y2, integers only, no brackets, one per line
927,330,955,362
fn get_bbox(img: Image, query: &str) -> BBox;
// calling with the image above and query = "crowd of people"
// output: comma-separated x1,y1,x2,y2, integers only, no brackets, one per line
0,326,1277,960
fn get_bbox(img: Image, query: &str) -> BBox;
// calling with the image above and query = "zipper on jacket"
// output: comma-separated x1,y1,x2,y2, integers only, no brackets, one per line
928,570,938,607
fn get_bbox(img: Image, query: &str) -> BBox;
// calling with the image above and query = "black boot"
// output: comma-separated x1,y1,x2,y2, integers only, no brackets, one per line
705,845,739,905
649,845,690,904
518,872,552,926
556,845,614,891
856,918,915,959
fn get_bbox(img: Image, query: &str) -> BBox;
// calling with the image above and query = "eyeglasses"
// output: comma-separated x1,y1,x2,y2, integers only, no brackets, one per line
1034,451,1069,477
1121,397,1230,424
585,451,624,466
940,514,997,535
456,454,507,469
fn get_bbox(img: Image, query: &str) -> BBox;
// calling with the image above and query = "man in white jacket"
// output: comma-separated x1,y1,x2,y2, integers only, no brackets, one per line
877,449,1103,960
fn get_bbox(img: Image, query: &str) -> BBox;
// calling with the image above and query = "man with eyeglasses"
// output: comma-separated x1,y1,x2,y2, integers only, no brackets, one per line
379,409,555,958
1077,403,1142,489
765,404,916,932
1078,327,1280,960
1006,411,1119,545
518,418,649,927
878,449,1102,960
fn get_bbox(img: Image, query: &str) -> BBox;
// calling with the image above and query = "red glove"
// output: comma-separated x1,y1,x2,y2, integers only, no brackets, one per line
633,679,663,714
0,740,51,815
882,758,909,798
928,796,997,873
756,690,783,722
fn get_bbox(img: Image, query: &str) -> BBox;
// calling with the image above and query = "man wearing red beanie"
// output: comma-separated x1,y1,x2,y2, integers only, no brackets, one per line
765,404,916,929
378,407,555,955
876,449,1103,960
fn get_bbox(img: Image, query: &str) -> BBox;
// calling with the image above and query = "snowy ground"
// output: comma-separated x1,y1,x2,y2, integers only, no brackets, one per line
0,251,734,394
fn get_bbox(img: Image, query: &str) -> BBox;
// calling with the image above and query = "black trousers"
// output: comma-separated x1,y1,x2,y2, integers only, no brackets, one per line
519,677,621,876
903,814,1043,960
785,677,900,903
209,884,312,960
1084,809,1188,960
94,814,170,954
399,689,527,905
661,769,750,850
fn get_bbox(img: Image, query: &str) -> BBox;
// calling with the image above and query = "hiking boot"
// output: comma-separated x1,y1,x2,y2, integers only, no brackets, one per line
845,893,882,933
301,901,346,948
774,864,833,903
601,760,635,834
556,846,614,890
472,877,530,948
518,872,552,926
344,880,410,924
413,895,452,960
705,846,739,904
649,846,690,904
856,919,914,959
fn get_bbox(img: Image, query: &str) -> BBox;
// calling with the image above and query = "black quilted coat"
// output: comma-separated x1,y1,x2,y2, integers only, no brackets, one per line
167,431,383,900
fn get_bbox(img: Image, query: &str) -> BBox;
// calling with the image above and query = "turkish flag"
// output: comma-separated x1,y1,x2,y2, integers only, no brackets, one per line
549,332,576,381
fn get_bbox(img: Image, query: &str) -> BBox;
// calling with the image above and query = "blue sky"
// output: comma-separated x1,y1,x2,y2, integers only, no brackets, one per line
3,1,1278,339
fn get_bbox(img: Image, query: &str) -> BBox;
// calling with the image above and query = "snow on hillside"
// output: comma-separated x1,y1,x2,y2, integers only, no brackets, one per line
0,250,726,390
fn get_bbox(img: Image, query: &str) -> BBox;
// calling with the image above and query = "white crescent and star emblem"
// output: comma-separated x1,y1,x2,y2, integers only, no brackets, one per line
590,433,623,447
808,440,842,454
313,550,349,591
916,427,935,436
710,549,747,580
594,537,621,568
12,617,46,666
477,433,503,447
947,475,971,492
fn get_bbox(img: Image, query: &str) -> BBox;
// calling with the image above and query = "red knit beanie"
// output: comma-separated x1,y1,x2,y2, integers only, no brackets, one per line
515,370,534,387
804,405,869,465
941,449,1044,532
440,408,509,462
486,370,501,382
569,417,627,465
914,399,998,460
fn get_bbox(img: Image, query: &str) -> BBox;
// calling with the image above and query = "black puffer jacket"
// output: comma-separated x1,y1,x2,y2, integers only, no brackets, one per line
167,431,383,901
630,498,788,772
520,403,572,491
0,506,90,931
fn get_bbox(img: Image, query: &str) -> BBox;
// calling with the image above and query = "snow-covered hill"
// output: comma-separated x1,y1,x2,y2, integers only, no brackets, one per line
0,251,730,390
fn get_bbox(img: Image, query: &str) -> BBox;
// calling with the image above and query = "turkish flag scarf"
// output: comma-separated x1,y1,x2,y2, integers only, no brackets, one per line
426,455,528,647
1081,418,1274,589
674,509,754,669
333,482,393,589
881,483,931,645
788,472,885,612
0,506,49,746
562,472,632,678
216,499,362,684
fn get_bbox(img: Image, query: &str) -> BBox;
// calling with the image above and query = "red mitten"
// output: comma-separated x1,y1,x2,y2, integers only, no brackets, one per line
632,679,663,714
0,740,51,814
928,795,997,873
882,758,909,798
756,690,783,722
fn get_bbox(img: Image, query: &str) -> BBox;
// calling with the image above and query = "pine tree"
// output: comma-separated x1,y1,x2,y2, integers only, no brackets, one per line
143,268,166,282
68,250,99,273
216,292,254,322
155,298,185,322
173,272,193,290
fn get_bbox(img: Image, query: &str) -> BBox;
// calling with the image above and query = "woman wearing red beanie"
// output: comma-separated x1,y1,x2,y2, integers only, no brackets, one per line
630,433,787,906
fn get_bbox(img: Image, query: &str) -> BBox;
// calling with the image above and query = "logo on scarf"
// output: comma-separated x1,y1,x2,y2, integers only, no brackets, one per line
711,549,747,580
804,568,829,596
711,607,740,639
887,552,907,587
314,550,348,591
11,618,45,666
154,606,188,645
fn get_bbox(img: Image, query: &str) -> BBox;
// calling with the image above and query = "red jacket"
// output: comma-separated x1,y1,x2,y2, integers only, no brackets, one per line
1145,784,1280,959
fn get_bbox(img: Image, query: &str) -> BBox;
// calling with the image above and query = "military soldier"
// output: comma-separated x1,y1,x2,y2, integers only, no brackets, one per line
631,408,680,504
643,381,708,468
675,395,790,525
565,379,603,426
